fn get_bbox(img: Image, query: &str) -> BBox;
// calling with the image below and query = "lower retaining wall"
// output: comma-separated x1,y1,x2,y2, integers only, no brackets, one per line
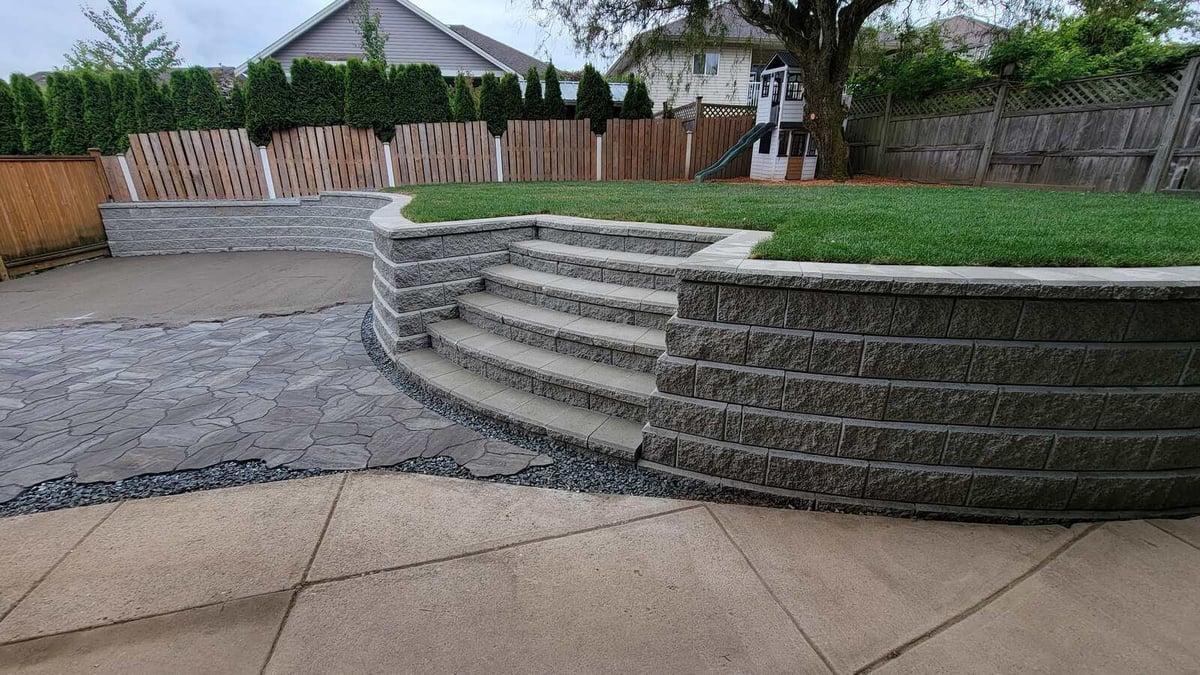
99,192,396,256
645,231,1200,521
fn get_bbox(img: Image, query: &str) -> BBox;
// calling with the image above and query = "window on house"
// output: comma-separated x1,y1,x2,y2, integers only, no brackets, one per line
758,132,771,154
806,135,818,157
778,131,790,157
785,74,802,101
692,52,720,76
760,75,770,97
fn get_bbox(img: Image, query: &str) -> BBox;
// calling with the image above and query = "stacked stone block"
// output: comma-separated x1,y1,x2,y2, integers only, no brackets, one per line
645,240,1200,519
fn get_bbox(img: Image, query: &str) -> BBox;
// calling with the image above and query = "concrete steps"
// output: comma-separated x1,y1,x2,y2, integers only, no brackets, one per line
395,348,644,459
428,319,654,422
482,264,677,330
456,292,665,373
508,240,686,290
392,235,691,462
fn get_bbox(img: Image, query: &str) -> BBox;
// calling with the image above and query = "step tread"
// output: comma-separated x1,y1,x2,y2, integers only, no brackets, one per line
458,292,666,355
429,319,656,403
512,240,687,274
395,348,643,458
484,264,678,314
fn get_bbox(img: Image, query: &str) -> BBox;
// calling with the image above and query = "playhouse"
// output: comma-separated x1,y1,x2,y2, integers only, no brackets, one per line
749,53,818,181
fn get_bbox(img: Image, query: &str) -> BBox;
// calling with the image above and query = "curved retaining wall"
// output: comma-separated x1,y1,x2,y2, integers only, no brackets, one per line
644,231,1200,520
99,192,396,256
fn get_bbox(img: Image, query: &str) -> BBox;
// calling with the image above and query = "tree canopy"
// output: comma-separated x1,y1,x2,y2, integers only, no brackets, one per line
65,0,182,73
544,63,566,119
575,64,613,134
351,0,390,66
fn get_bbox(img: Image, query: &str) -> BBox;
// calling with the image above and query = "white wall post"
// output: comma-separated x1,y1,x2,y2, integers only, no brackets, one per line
383,143,396,188
258,147,277,200
596,135,603,181
685,132,694,178
117,155,139,202
494,136,504,182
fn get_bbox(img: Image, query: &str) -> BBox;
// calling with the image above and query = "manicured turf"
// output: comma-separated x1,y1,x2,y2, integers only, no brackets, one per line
392,181,1200,267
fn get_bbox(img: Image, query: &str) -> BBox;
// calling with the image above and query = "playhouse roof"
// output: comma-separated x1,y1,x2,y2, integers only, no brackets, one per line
762,52,800,71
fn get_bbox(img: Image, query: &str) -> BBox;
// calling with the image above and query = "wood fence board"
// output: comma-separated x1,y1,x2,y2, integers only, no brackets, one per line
0,157,110,271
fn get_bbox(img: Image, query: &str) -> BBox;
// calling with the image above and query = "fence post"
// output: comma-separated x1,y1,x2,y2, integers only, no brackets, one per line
383,143,396,188
973,82,1008,187
258,147,277,200
685,131,694,177
88,148,114,202
874,93,893,172
1144,56,1200,193
596,135,603,181
494,136,504,182
0,254,9,282
116,155,139,202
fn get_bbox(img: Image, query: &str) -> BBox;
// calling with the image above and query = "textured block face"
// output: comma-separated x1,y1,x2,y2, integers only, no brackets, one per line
967,472,1076,510
890,296,953,337
765,452,868,497
947,299,1022,339
860,338,973,381
969,342,1084,385
676,283,718,321
942,429,1053,469
676,438,768,483
716,285,788,327
665,319,748,364
864,465,972,505
785,290,895,334
695,362,785,409
783,373,888,420
839,421,946,464
745,327,813,371
808,333,864,376
1016,301,1134,342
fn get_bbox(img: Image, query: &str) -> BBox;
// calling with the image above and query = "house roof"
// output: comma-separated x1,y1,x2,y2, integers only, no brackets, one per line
448,25,548,74
236,0,518,75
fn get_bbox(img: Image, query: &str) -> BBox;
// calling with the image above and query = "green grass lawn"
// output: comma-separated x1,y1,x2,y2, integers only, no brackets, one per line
391,181,1200,267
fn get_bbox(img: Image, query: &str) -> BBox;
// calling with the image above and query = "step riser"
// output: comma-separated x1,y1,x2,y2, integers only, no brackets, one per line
484,279,671,331
459,305,659,373
511,250,677,291
430,333,648,423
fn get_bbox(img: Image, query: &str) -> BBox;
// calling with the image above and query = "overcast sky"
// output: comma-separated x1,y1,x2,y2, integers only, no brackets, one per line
0,0,592,76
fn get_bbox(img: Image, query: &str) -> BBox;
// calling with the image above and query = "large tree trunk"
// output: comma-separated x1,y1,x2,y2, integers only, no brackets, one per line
803,79,850,181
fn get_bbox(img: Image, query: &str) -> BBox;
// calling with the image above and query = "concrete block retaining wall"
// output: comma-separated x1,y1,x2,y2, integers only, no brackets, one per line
644,231,1200,520
99,192,395,256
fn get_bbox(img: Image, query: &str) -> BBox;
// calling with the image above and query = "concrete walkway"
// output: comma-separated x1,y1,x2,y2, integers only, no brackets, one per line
0,251,371,331
0,472,1196,673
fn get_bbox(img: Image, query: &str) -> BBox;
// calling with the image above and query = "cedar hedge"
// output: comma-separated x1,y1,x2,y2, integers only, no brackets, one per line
0,80,20,155
543,63,566,120
47,72,89,155
292,58,344,127
523,67,545,120
10,74,51,155
576,64,613,134
450,73,477,122
245,59,291,145
80,70,118,154
478,73,505,136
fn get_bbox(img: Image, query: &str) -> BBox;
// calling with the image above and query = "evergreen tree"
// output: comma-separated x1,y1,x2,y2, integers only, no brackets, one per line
620,76,654,119
10,74,51,154
450,73,477,122
185,66,224,129
47,72,90,155
413,64,450,122
65,0,181,73
344,58,391,139
81,70,118,153
543,63,565,120
0,80,21,155
134,68,174,132
109,70,136,148
477,73,505,137
499,73,523,124
168,68,193,128
575,64,613,134
291,58,343,127
523,67,545,119
244,59,291,144
388,64,418,126
224,81,246,129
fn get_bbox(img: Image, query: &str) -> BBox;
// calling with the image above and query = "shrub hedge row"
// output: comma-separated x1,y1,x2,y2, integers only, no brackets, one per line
0,59,657,155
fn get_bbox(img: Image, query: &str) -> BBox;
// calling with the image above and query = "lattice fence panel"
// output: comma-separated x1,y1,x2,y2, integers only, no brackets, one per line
849,94,888,117
668,102,698,125
1005,70,1180,112
891,85,998,117
701,103,757,118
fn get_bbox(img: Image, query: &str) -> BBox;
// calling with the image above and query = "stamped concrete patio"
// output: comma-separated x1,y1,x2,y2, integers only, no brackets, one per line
0,471,1197,673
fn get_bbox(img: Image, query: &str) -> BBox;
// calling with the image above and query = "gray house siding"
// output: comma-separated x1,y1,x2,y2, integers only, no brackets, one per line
270,0,501,74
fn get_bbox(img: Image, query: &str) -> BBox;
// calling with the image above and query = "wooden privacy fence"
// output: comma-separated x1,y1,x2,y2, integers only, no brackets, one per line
101,116,758,201
846,56,1200,193
0,153,113,277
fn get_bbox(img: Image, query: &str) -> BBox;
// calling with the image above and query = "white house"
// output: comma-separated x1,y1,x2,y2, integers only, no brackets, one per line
607,7,1002,109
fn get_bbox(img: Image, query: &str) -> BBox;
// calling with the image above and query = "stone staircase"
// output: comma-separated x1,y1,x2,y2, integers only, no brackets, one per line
394,239,688,461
